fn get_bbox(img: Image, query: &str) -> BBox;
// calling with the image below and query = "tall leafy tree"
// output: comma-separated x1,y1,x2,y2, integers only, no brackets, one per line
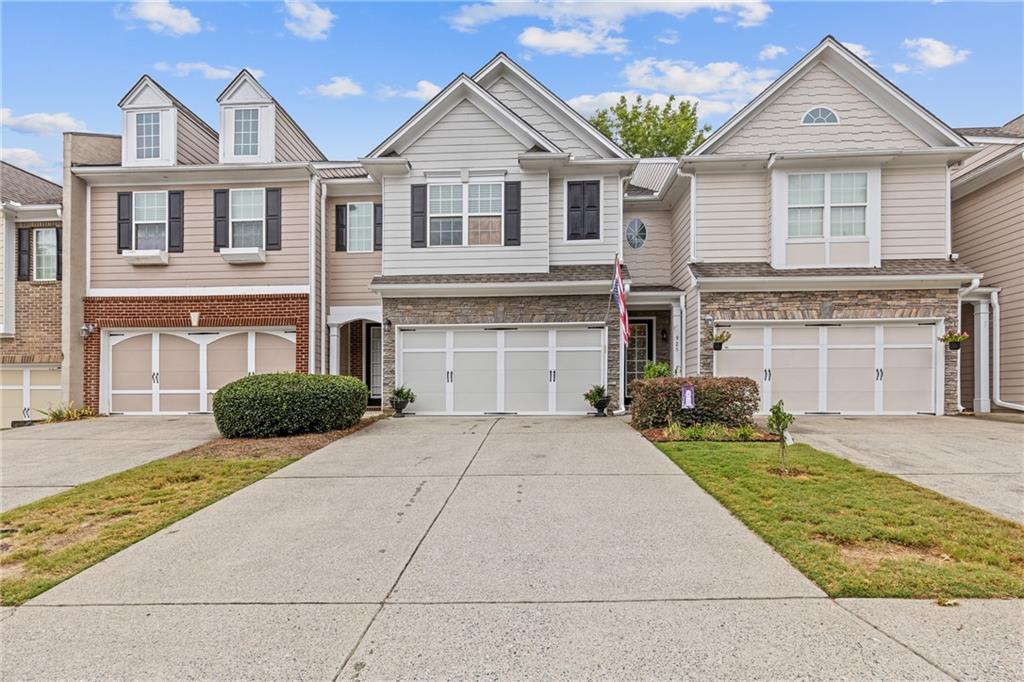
589,95,711,157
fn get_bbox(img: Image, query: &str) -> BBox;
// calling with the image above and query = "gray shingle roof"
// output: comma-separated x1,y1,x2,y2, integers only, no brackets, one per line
372,263,629,286
955,114,1024,139
690,259,977,279
1,162,62,205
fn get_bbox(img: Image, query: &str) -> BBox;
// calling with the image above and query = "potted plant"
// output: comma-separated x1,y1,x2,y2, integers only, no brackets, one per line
583,384,612,417
389,385,416,417
711,330,732,351
939,330,969,351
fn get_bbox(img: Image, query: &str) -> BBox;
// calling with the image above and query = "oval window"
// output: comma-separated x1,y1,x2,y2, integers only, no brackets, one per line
626,218,647,249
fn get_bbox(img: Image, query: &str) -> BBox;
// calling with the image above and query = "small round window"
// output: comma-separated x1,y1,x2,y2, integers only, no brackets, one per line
802,107,838,124
626,218,647,249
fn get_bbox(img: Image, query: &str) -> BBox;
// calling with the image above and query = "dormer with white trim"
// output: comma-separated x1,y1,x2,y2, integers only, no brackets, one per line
119,76,178,167
217,70,276,164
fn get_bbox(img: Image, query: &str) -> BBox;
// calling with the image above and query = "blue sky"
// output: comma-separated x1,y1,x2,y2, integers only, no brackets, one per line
2,1,1022,181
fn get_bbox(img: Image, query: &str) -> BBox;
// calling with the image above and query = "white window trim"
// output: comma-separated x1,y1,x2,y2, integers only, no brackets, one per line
122,108,177,167
771,168,881,269
232,108,260,158
32,227,58,282
228,187,267,249
562,177,604,243
220,104,275,164
801,106,840,126
426,180,504,248
625,217,647,250
346,201,375,254
131,190,169,252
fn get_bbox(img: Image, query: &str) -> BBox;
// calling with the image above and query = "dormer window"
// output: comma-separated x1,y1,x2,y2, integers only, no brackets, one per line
802,107,839,125
135,112,161,159
233,108,259,157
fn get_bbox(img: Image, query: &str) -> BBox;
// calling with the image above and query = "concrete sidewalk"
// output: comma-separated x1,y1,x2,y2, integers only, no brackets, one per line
2,416,1020,680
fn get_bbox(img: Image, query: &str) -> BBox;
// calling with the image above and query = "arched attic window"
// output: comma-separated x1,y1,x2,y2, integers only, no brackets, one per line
802,107,839,124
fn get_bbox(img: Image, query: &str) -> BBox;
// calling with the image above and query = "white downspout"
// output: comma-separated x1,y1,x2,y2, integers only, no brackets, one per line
957,277,980,412
991,291,1024,411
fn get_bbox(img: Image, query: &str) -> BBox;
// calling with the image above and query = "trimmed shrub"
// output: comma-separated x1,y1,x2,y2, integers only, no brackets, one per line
630,376,759,429
213,373,369,438
643,361,672,378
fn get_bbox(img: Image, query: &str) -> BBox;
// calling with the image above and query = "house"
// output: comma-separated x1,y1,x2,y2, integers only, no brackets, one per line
61,36,990,418
951,115,1024,413
0,162,64,427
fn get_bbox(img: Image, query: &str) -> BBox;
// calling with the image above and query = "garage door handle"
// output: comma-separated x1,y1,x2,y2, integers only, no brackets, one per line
151,372,157,384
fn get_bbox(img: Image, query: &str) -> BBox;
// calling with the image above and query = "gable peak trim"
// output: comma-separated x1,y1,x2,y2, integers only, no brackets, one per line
217,69,273,104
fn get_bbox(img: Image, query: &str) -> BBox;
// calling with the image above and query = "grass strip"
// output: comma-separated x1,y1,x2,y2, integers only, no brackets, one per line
657,441,1024,599
0,413,386,605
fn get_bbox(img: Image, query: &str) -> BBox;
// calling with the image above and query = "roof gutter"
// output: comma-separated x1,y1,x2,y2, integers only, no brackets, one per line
369,279,622,298
697,272,981,292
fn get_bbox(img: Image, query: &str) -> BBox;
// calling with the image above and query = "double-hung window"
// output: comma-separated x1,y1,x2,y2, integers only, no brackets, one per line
136,112,161,160
230,189,265,248
428,184,463,246
233,108,259,157
428,182,503,247
787,171,867,238
133,191,168,251
828,172,867,237
33,228,57,281
347,202,374,252
467,183,502,245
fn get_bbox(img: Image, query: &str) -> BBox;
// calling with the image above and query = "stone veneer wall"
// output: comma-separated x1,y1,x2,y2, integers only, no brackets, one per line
382,295,621,410
697,288,960,415
0,222,63,364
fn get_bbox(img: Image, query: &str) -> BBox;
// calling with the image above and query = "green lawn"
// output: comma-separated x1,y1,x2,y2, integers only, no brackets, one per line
0,415,385,606
657,441,1024,599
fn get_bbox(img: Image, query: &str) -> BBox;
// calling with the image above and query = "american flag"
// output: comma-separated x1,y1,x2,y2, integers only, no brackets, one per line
612,255,630,346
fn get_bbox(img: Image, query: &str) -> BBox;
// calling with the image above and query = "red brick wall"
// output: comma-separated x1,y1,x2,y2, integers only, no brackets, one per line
82,293,308,410
0,222,63,364
348,323,363,378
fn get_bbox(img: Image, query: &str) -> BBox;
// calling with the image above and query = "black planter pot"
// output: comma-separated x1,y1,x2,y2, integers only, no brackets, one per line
713,342,724,351
390,398,410,417
948,341,962,351
592,396,612,417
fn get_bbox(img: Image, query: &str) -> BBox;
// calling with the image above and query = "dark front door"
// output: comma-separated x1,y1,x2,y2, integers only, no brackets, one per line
625,319,654,403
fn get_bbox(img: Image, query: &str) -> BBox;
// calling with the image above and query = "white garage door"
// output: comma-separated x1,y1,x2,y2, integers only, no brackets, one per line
105,329,296,415
714,321,939,415
1,365,62,427
397,325,606,415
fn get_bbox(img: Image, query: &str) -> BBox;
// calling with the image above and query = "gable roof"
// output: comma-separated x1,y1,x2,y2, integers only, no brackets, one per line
955,114,1024,140
118,75,218,140
473,53,629,159
693,35,971,155
366,73,560,158
1,162,62,205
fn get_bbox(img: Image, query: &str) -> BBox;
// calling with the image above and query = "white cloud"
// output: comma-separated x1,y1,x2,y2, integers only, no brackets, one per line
568,91,736,118
901,37,970,70
119,0,201,36
892,62,910,74
1,147,48,170
625,57,777,100
312,76,364,98
842,42,875,65
758,44,787,61
656,29,678,46
378,80,442,102
154,61,264,80
283,0,335,40
1,108,88,136
518,25,627,56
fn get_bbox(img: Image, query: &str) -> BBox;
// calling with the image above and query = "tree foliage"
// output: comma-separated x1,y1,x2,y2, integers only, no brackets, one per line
589,95,711,157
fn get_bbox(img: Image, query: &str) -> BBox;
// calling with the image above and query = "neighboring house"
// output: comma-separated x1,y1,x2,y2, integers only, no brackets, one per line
61,36,993,418
0,162,64,427
951,115,1024,413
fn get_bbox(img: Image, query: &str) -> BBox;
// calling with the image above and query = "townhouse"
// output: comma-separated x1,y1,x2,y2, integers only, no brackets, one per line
51,35,1010,420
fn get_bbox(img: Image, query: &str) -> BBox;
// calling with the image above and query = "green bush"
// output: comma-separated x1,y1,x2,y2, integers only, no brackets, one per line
213,373,368,438
629,376,759,430
643,361,672,378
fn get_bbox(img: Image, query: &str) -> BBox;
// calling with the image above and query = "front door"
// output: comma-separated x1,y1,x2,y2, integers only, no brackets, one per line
365,323,383,406
625,319,654,402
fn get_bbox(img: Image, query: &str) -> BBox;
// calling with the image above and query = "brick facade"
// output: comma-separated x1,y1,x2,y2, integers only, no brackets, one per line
348,322,363,378
81,293,308,410
0,222,63,364
381,294,622,410
698,288,960,414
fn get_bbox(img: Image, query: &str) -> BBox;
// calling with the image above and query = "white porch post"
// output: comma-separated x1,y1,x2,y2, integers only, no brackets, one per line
328,325,340,376
973,300,991,413
671,301,682,376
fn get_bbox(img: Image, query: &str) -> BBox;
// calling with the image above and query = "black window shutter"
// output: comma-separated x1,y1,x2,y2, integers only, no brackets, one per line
213,190,229,251
55,228,63,281
335,204,347,251
410,184,427,248
17,229,30,280
265,188,282,251
504,182,521,246
583,180,601,239
167,191,184,253
117,192,132,253
566,181,584,240
373,203,383,251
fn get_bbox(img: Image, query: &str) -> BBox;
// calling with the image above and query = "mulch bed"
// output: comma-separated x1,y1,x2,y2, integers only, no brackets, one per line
641,427,779,443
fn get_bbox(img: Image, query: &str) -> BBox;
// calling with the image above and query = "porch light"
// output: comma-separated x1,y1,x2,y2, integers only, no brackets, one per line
79,323,97,339
384,318,392,331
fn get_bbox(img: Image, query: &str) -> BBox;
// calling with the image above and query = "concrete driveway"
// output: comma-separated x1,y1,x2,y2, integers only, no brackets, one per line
791,415,1024,522
0,416,219,511
2,416,1020,680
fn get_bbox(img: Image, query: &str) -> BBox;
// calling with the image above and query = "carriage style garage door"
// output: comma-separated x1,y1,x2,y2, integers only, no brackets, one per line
104,330,296,415
714,321,940,415
397,325,606,415
1,366,62,427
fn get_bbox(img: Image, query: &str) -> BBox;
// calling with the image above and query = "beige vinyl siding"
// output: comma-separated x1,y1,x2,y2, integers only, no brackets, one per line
953,167,1024,405
175,112,218,165
684,280,700,375
0,215,5,325
89,181,310,289
714,63,928,155
622,208,671,286
669,185,691,288
953,142,1013,179
274,106,324,162
327,195,382,306
695,172,770,262
486,76,600,159
880,164,948,259
549,175,621,265
382,99,548,275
